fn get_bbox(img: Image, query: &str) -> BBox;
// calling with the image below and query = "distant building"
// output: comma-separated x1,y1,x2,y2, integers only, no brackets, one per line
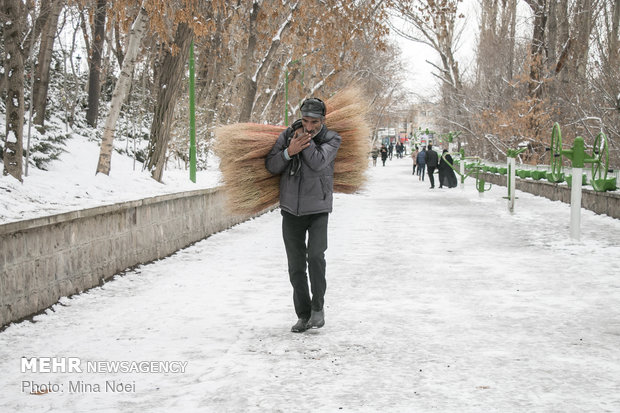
409,102,439,148
375,102,439,149
411,102,439,134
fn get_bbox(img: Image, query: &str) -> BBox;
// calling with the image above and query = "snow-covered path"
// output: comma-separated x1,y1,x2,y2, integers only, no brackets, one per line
1,157,620,412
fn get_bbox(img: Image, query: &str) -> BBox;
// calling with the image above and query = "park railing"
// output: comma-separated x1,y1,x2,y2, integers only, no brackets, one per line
443,123,618,240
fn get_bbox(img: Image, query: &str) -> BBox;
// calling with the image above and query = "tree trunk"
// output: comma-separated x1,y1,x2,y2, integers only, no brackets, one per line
547,0,558,65
508,0,517,80
238,3,296,122
96,7,149,175
2,0,25,181
0,47,5,106
113,19,125,67
21,2,44,59
237,1,259,122
33,0,63,127
145,23,193,182
523,0,547,139
557,0,570,82
85,0,107,127
475,0,489,82
573,0,593,80
525,0,547,101
610,0,620,70
198,14,226,130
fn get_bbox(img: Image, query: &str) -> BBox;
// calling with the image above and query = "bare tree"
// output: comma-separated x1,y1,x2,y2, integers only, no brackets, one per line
523,0,547,103
228,0,390,124
236,0,299,123
96,5,148,175
609,0,620,71
32,0,64,127
2,0,26,181
145,22,193,182
392,0,464,93
476,0,518,86
85,0,107,127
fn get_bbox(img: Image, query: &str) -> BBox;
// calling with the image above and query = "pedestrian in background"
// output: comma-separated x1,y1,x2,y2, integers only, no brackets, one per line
411,146,419,175
425,144,439,189
416,146,427,181
371,146,379,167
438,149,458,188
380,144,388,166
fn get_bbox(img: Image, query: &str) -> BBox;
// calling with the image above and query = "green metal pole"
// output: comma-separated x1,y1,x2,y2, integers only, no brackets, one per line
189,40,196,183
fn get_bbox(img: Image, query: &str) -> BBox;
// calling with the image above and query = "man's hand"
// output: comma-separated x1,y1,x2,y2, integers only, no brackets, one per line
287,130,312,156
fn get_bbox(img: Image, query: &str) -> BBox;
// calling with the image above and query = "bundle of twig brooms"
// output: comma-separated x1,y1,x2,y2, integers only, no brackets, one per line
214,86,371,215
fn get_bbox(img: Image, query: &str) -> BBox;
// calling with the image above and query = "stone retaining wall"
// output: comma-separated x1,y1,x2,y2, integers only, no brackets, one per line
0,188,254,328
480,172,620,219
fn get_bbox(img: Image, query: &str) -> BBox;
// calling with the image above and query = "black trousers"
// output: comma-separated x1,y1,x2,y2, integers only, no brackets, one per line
281,210,328,320
427,166,437,187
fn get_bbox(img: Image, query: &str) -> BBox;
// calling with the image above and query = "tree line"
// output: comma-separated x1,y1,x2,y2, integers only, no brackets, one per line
1,0,398,182
396,0,619,168
1,0,619,184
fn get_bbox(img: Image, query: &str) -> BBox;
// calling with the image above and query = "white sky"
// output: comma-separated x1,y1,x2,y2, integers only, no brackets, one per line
394,0,535,100
1,136,620,411
393,0,480,100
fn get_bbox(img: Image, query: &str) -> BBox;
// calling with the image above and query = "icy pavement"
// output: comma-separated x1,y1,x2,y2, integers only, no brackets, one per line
1,157,620,412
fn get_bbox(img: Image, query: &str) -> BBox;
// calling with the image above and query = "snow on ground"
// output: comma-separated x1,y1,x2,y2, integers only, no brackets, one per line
0,134,221,224
1,157,620,412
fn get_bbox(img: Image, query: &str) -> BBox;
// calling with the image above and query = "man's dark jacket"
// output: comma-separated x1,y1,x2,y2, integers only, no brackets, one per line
416,150,426,165
425,148,439,167
265,124,341,216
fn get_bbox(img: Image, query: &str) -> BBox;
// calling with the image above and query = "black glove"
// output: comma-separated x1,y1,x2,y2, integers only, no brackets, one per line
286,119,303,144
291,118,303,132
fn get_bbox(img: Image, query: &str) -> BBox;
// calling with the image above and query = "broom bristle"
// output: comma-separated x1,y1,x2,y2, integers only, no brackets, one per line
214,86,370,215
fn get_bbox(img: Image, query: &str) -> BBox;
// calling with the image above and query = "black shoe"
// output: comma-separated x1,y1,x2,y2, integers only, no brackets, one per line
306,310,325,329
430,186,435,189
291,318,308,333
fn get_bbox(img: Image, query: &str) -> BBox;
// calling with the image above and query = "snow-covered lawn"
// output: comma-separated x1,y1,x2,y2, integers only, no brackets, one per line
0,135,221,224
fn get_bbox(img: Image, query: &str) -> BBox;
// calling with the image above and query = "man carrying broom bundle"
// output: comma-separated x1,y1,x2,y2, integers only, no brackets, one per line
265,98,341,333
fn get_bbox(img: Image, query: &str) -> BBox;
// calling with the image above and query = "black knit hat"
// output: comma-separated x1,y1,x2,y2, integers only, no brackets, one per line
300,98,326,118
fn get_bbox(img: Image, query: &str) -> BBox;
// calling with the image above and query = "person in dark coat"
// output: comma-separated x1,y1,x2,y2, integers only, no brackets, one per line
425,144,439,189
416,146,426,180
265,98,341,333
438,149,458,188
380,144,388,166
